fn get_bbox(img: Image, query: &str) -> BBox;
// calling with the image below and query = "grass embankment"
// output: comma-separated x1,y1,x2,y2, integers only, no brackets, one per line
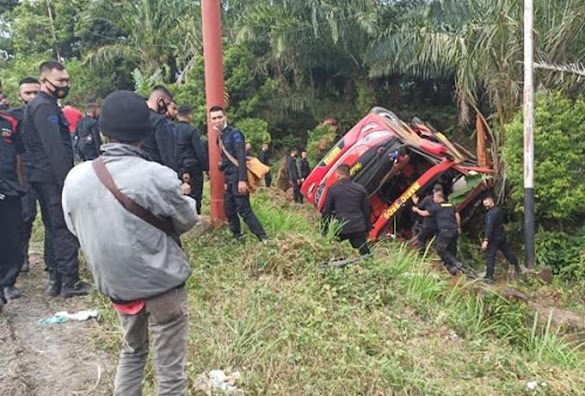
90,188,585,395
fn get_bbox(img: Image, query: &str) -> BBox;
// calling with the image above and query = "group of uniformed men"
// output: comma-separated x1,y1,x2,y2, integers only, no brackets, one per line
412,184,522,283
321,171,522,282
0,60,268,311
287,148,311,204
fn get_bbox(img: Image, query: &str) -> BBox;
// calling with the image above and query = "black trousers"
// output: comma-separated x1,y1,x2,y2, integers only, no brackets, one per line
486,238,519,279
0,196,24,292
416,226,438,255
264,172,272,188
436,229,460,269
224,182,267,240
187,169,204,215
340,232,371,256
292,183,303,203
21,181,37,264
31,182,80,286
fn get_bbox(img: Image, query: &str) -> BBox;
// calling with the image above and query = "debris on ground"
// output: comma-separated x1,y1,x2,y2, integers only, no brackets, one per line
193,369,244,395
526,380,548,391
37,310,99,327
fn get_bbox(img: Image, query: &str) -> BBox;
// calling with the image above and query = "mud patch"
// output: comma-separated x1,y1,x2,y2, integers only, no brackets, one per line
0,249,114,396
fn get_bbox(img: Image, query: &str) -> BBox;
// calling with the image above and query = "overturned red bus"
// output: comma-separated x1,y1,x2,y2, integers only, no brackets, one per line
301,107,493,240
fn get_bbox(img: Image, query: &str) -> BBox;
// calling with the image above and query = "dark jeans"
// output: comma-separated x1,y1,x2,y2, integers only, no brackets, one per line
340,232,371,256
486,238,519,279
416,226,438,255
0,196,24,292
224,182,267,240
436,229,461,269
21,182,37,266
264,172,272,188
31,182,80,287
187,169,204,215
292,183,303,203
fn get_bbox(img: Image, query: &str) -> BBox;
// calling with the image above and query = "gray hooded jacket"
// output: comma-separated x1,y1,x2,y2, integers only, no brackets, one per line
62,143,197,301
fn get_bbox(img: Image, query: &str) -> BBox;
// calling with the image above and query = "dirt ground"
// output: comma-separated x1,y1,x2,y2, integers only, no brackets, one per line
0,247,115,396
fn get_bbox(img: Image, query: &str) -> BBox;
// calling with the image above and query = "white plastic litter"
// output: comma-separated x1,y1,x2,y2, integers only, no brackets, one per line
526,381,538,391
526,381,547,391
55,310,99,321
194,370,244,395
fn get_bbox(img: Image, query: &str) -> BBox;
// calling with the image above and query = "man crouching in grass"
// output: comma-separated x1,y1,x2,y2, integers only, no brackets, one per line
62,91,198,395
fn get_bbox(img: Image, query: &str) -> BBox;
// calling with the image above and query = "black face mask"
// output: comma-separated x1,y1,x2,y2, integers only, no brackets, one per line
45,79,70,99
157,99,168,115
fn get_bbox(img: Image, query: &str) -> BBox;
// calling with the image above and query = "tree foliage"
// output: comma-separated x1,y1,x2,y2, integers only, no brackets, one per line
1,0,585,151
503,93,585,226
236,118,271,153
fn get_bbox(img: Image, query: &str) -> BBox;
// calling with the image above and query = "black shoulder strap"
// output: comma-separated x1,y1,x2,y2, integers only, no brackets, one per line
92,157,176,237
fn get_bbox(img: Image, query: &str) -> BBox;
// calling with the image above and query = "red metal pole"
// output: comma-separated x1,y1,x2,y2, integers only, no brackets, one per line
201,0,226,222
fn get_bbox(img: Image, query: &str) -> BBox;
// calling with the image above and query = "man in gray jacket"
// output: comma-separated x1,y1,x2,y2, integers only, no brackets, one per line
62,91,197,395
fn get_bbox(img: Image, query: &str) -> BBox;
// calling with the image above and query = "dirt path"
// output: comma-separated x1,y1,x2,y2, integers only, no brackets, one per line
0,247,115,396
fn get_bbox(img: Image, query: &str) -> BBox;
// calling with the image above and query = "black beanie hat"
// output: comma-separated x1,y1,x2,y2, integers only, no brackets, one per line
99,90,152,141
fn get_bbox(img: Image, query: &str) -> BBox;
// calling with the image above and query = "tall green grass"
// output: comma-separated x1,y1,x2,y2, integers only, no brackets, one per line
87,189,585,395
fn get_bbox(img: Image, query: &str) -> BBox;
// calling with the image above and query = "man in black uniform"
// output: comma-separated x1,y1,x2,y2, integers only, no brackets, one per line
287,149,303,203
322,164,372,255
481,193,521,283
74,103,101,161
414,183,443,255
23,61,90,297
300,150,311,180
0,110,24,309
143,85,179,172
412,190,462,275
177,105,208,214
212,106,268,241
259,143,271,187
8,77,41,279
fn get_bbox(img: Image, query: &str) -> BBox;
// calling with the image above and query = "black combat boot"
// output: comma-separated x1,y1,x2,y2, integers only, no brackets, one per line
47,269,62,297
61,281,91,298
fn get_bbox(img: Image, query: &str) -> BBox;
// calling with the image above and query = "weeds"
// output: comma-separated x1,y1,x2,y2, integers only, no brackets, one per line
87,189,585,395
526,312,583,369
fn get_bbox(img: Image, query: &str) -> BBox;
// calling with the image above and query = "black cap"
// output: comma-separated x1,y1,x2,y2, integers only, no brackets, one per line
99,91,152,141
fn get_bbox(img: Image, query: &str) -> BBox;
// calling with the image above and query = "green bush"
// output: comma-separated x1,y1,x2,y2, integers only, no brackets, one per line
535,228,585,279
273,134,304,151
306,124,337,165
502,92,585,226
235,118,270,154
172,44,277,128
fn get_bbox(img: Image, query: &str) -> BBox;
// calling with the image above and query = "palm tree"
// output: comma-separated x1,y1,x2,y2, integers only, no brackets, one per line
367,0,585,194
234,0,382,112
82,0,200,81
368,0,585,126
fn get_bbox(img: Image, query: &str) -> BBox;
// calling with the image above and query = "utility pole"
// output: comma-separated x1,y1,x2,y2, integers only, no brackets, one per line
523,0,535,267
201,0,226,222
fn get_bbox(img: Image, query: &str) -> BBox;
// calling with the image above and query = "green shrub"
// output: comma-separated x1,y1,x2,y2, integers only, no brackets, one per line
306,124,337,165
535,228,585,279
502,92,585,226
235,118,270,154
273,134,304,151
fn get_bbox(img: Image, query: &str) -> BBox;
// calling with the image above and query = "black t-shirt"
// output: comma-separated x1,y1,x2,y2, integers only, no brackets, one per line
427,202,458,231
0,113,25,196
418,195,438,229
